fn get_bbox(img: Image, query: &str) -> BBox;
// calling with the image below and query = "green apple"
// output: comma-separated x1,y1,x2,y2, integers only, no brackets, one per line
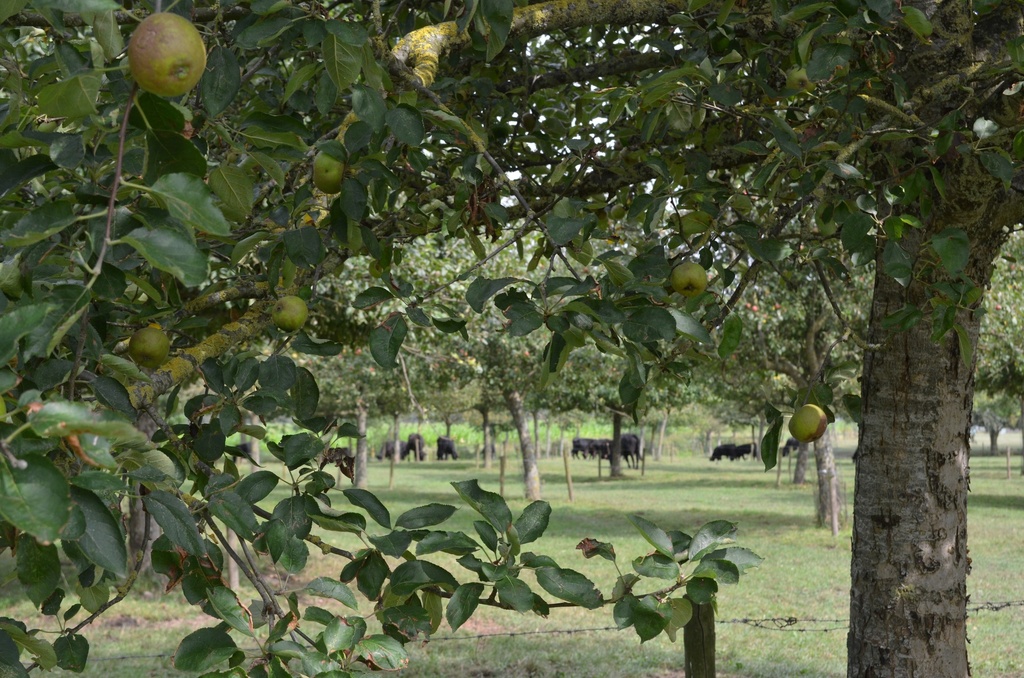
669,262,708,298
272,295,308,332
609,204,627,220
789,404,828,443
313,152,345,194
520,113,538,131
128,13,207,97
128,326,171,369
785,67,815,94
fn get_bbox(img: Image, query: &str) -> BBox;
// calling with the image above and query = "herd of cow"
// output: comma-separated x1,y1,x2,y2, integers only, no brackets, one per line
570,434,643,469
371,433,803,464
710,437,800,461
376,433,459,461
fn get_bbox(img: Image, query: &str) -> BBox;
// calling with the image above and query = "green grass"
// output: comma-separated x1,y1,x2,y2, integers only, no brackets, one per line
2,446,1022,677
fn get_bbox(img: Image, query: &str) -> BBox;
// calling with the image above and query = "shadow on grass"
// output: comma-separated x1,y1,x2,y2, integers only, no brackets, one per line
969,493,1024,511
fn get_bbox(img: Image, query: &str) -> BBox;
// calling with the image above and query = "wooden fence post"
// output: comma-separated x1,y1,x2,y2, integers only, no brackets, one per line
684,600,715,678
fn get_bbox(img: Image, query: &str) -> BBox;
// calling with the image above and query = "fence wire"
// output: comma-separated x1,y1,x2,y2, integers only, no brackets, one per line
77,598,1024,662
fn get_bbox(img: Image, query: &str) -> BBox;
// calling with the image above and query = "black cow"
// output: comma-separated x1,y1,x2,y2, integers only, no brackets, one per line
437,435,458,460
710,443,736,461
710,442,755,461
571,437,597,459
407,433,426,461
377,439,406,461
782,437,800,458
621,433,642,469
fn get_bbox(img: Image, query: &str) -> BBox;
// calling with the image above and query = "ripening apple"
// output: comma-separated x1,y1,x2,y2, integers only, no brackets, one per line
669,262,708,298
313,153,345,194
128,13,207,97
789,404,828,443
785,67,815,94
272,295,308,332
128,326,171,369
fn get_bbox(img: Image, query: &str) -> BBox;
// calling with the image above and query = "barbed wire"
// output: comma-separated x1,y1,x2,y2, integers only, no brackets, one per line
74,598,1024,662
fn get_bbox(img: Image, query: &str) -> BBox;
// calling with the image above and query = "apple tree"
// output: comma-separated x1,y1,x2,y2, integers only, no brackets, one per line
2,0,1024,676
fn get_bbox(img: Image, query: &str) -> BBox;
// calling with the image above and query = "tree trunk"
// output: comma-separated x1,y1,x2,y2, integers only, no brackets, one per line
988,427,998,456
683,600,715,678
544,416,551,460
388,413,399,490
504,389,541,501
813,428,840,537
657,414,668,461
354,403,369,489
847,227,998,676
482,409,493,470
610,410,624,477
793,442,809,485
128,412,160,576
532,410,540,458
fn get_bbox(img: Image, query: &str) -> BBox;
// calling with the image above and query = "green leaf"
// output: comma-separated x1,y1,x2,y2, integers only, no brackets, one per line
465,277,518,313
323,34,362,91
689,520,737,561
368,530,414,558
760,403,783,471
237,470,279,504
351,85,386,132
323,616,361,654
120,226,208,287
622,307,676,343
90,375,137,418
980,151,1013,186
535,567,602,609
354,635,409,671
395,503,458,529
343,488,391,529
546,215,586,246
36,73,101,119
283,227,325,268
686,577,718,604
627,515,674,559
53,633,89,672
671,310,714,344
480,0,513,59
806,43,856,82
445,582,484,632
353,286,395,309
70,487,127,577
0,455,71,543
16,534,61,606
144,131,207,182
717,314,743,358
2,202,76,247
901,6,932,38
931,228,970,274
142,490,206,558
451,479,512,533
290,367,320,421
201,47,241,118
204,587,254,636
306,577,359,610
495,576,534,612
147,173,231,236
209,165,255,223
632,553,680,580
27,400,147,446
369,315,407,369
389,560,459,597
385,105,425,146
30,0,119,11
632,596,669,642
173,627,238,673
514,501,550,544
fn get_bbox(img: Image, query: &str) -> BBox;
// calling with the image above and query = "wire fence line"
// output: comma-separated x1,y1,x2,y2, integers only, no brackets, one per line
77,599,1024,662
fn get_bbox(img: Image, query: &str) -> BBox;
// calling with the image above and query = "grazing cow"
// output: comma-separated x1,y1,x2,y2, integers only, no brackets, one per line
710,443,736,461
591,439,611,460
437,436,458,460
733,442,756,460
782,437,800,458
407,433,426,461
571,437,597,459
621,433,642,469
377,439,407,461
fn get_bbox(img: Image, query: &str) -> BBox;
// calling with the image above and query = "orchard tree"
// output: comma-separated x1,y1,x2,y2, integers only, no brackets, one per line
2,0,1024,676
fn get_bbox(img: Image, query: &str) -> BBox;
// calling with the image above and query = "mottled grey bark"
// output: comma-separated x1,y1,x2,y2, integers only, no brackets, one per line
849,221,1006,676
354,404,369,489
792,441,809,485
504,389,541,500
610,410,624,477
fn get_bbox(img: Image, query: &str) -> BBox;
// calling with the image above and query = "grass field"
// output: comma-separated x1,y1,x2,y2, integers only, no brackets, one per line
2,439,1022,677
